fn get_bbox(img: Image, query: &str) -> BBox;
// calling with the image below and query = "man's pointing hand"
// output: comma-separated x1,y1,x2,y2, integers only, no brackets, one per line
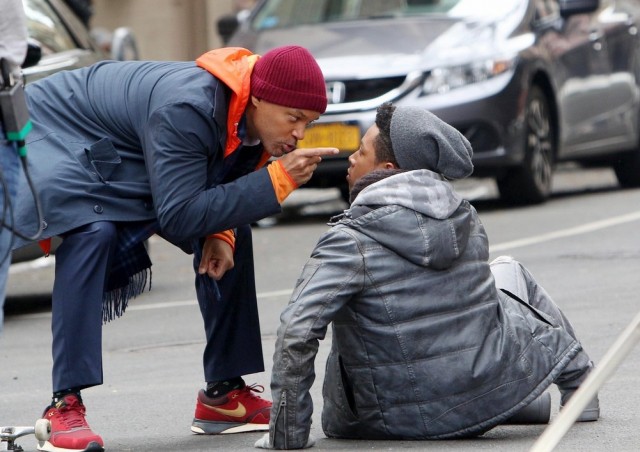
278,147,339,186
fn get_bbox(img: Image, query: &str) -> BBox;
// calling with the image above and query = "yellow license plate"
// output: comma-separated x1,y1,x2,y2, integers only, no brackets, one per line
298,123,361,152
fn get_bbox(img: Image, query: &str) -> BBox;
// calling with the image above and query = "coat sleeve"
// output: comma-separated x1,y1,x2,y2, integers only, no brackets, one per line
142,102,281,244
269,228,364,449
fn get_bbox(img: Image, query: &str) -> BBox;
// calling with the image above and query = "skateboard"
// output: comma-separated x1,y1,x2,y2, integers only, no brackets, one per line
1,419,50,451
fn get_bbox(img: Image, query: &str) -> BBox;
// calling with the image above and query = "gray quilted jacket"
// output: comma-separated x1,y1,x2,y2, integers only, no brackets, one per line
268,170,580,448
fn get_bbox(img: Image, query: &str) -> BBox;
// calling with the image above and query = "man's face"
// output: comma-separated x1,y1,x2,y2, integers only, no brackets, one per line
346,124,394,190
248,97,321,157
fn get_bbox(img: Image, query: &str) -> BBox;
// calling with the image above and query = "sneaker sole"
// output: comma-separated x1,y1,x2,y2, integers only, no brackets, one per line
575,407,600,422
559,397,600,422
191,420,269,435
37,440,104,452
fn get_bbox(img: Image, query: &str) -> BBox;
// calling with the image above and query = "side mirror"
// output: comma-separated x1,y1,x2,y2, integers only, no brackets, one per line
217,13,240,44
110,27,140,61
558,0,599,18
90,27,139,60
22,39,42,69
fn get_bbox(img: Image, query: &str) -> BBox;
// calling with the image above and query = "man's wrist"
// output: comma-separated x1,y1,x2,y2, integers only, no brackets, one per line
208,230,236,252
267,160,298,203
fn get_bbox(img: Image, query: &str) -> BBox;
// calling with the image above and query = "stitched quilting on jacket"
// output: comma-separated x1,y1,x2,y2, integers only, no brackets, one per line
269,170,580,448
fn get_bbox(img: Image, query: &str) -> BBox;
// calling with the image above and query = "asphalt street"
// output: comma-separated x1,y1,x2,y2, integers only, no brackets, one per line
2,165,640,451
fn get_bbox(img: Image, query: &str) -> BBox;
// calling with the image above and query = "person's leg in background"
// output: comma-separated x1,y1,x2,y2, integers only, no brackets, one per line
191,224,271,435
0,125,19,334
490,255,599,421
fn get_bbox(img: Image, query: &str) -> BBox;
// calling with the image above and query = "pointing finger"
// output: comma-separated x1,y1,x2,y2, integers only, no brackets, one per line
293,147,339,157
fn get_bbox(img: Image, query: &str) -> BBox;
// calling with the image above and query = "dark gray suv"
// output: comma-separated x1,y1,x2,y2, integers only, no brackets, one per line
223,0,640,204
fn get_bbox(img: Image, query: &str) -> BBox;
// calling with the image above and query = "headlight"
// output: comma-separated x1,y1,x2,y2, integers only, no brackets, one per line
422,58,514,95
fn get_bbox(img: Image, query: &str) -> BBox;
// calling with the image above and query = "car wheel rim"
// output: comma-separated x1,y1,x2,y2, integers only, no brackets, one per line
527,95,553,194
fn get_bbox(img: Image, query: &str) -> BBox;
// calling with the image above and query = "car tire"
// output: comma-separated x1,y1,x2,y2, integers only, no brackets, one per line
613,147,640,188
497,85,556,204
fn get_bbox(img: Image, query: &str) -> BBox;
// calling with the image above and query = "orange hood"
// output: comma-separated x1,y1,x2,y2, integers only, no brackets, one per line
196,47,268,165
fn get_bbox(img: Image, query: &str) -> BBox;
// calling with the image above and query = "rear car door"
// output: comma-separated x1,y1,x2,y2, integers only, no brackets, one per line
556,0,615,155
589,0,640,153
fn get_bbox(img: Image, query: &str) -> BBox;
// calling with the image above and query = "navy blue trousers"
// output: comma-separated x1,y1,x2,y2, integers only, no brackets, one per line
51,222,263,392
52,222,118,391
193,224,264,382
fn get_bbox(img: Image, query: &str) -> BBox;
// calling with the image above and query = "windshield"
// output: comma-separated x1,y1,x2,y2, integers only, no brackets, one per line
250,0,522,30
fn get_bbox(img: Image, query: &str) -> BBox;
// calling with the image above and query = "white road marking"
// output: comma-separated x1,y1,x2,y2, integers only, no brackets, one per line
489,210,640,253
126,289,293,312
9,255,55,274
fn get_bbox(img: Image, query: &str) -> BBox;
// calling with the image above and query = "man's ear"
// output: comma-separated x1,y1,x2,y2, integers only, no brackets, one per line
250,95,260,107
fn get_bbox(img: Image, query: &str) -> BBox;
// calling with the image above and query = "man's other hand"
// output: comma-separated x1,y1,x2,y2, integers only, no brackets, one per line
198,237,234,280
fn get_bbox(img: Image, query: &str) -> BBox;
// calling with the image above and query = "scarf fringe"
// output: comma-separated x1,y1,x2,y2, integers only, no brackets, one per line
102,268,152,323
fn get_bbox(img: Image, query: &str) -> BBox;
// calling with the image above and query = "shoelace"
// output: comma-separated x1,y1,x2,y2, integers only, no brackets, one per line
237,384,271,407
55,398,89,429
245,383,265,394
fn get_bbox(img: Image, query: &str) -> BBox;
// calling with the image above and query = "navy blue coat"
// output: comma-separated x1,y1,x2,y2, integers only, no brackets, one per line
14,60,280,252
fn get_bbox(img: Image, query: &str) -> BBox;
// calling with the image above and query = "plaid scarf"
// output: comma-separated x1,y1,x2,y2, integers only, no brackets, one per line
102,221,159,323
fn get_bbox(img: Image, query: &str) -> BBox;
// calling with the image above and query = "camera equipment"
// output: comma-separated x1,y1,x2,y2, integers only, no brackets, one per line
0,58,44,265
0,59,31,155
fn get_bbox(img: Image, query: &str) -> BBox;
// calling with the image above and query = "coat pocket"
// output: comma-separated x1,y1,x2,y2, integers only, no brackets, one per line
85,138,121,183
338,355,359,417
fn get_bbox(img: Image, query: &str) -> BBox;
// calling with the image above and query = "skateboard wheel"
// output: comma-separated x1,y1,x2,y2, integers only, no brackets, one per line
35,419,51,441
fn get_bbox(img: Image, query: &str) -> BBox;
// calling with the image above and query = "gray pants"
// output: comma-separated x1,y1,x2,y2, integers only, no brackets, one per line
490,256,594,392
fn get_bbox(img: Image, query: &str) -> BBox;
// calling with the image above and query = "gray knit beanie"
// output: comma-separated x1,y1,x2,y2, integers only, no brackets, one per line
390,107,473,179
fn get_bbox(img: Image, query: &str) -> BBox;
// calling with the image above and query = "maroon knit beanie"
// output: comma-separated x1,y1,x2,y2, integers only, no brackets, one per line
251,46,327,113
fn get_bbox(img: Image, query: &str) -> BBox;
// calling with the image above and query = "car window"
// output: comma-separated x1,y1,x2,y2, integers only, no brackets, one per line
23,0,78,56
250,0,523,29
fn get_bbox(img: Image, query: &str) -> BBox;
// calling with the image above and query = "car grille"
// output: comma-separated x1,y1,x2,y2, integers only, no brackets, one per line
327,76,406,104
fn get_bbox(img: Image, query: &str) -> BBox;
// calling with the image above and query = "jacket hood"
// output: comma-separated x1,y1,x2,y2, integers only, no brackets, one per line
346,170,470,269
196,48,261,159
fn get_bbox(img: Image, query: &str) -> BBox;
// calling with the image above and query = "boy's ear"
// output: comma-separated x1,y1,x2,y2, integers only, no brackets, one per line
385,161,398,170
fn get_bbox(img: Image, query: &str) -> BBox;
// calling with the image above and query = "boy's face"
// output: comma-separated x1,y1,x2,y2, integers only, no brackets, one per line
247,96,320,157
346,124,395,189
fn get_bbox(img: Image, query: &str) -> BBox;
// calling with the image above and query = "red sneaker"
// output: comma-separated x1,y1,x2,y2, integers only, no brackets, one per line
191,383,271,434
38,394,104,452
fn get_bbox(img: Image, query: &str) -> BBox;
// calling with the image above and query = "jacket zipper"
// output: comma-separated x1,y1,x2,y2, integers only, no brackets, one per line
274,391,288,448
